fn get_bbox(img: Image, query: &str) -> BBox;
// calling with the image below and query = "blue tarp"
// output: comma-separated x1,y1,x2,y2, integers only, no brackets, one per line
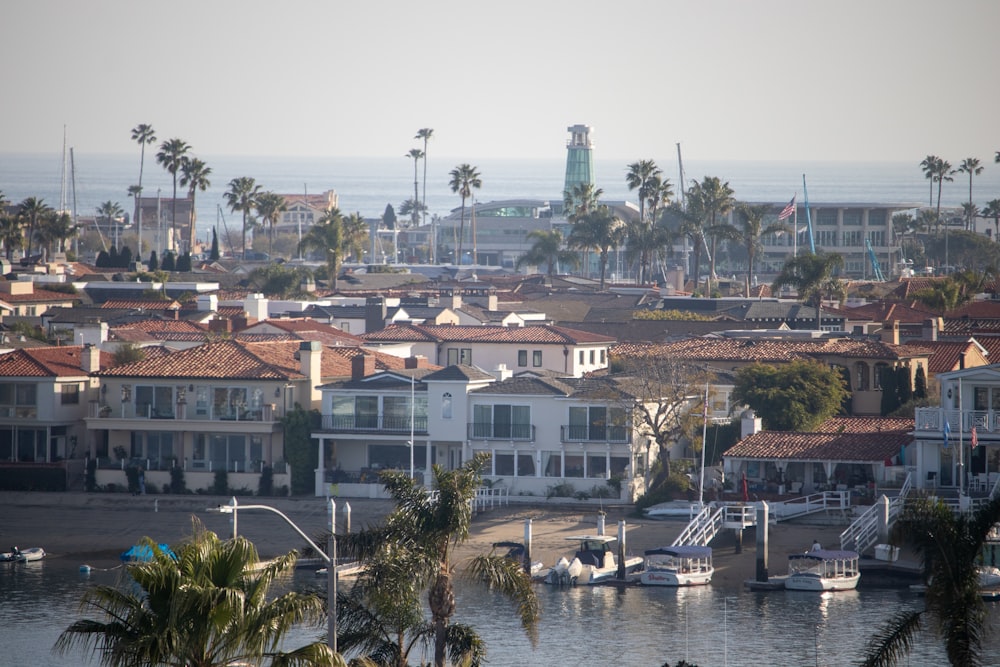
120,543,177,562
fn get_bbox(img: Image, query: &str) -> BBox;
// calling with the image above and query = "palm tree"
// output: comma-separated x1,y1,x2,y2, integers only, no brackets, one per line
299,207,346,290
130,124,156,240
340,452,538,667
624,216,670,285
931,157,955,228
398,198,427,231
962,202,980,233
342,211,369,263
688,176,737,295
35,211,76,258
516,229,577,276
982,199,1000,240
405,148,424,227
771,251,844,331
416,129,434,238
563,182,604,220
155,137,191,251
920,155,940,208
96,201,124,250
568,205,625,290
56,525,341,667
0,213,22,261
957,158,983,230
255,192,287,258
19,196,52,257
224,176,262,259
861,496,1000,667
179,156,212,252
448,164,482,265
736,203,788,296
625,159,662,225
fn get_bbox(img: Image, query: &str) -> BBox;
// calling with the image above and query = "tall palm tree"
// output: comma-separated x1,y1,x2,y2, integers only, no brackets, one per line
405,148,424,227
0,213,22,261
179,156,212,252
342,211,369,263
130,124,156,240
36,211,76,258
736,203,788,296
688,176,737,295
563,182,604,220
957,157,983,230
224,176,262,260
625,159,662,225
861,496,1000,667
982,199,1000,240
771,251,844,331
340,452,538,667
96,201,124,250
931,157,955,228
962,202,980,233
19,196,51,257
448,164,481,265
299,207,345,290
920,155,940,208
56,525,341,667
568,205,625,290
254,191,287,258
155,137,190,251
398,198,427,232
624,216,670,285
516,229,577,277
416,128,434,244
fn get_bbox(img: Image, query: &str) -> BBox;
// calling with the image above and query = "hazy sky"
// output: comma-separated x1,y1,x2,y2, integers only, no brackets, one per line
4,0,998,163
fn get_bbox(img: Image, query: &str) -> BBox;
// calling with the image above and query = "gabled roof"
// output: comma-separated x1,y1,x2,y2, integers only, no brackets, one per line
724,417,913,462
0,345,113,378
613,337,925,364
421,365,497,382
945,300,1000,320
838,300,936,323
361,324,615,345
898,339,986,374
240,318,364,345
470,375,574,396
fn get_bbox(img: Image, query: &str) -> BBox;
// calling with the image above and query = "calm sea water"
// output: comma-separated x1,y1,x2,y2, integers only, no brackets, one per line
3,558,998,666
3,152,999,243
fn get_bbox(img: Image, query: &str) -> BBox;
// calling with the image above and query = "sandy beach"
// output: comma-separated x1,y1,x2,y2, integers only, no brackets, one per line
0,491,853,591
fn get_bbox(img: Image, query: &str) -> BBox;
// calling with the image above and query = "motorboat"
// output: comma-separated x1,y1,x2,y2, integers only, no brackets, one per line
785,549,860,591
543,535,643,586
639,545,713,587
0,547,45,563
494,541,543,576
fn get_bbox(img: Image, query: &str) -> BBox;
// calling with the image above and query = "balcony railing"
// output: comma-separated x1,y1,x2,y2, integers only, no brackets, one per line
560,424,631,444
321,414,429,433
915,407,1000,435
102,402,273,422
467,423,535,441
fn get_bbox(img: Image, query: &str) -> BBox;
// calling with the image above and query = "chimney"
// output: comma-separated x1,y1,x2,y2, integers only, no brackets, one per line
299,341,322,403
487,291,497,311
81,343,101,373
741,409,762,439
244,293,269,321
405,355,429,369
196,294,218,312
922,317,939,342
351,353,376,380
365,296,387,333
208,317,232,334
492,363,513,381
880,320,900,345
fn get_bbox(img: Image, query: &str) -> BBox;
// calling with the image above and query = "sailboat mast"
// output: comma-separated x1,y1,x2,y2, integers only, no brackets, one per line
70,147,79,256
59,126,67,214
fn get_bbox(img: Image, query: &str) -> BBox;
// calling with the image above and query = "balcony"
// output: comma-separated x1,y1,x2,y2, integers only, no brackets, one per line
467,423,535,441
560,424,631,444
321,414,428,434
914,407,1000,437
95,401,275,422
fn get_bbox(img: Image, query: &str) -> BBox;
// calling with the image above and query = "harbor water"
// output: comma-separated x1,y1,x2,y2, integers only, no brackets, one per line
3,557,998,666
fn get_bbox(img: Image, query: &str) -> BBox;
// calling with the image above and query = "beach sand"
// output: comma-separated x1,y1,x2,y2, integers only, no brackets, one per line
0,492,851,591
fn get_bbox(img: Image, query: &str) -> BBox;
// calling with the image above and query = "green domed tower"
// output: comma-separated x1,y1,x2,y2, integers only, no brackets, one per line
564,124,595,196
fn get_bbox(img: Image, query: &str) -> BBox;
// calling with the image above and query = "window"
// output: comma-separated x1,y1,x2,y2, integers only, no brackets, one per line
0,383,38,418
589,350,595,364
855,362,869,391
442,392,453,419
212,386,248,420
843,209,862,226
472,404,531,439
136,385,175,418
60,383,80,405
874,363,890,390
518,350,528,367
579,350,585,364
842,230,862,247
532,350,542,367
600,349,606,364
446,348,472,365
567,406,628,441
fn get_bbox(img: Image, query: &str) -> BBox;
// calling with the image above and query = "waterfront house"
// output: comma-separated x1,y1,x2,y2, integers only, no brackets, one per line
0,344,110,489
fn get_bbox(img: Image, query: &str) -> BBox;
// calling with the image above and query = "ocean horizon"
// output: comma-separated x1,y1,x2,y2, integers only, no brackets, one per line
3,152,999,244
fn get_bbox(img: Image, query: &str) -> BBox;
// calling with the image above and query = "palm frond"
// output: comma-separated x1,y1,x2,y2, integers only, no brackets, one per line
859,609,924,667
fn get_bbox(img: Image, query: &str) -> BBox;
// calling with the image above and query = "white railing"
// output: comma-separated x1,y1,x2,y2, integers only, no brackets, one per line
672,504,723,547
839,474,912,553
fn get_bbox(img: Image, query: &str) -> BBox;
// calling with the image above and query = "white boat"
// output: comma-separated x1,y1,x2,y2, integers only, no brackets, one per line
785,549,860,591
0,547,45,563
544,535,643,586
639,545,713,587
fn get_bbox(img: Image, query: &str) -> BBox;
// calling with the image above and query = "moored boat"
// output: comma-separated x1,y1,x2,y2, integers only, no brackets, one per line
0,547,45,563
785,549,860,591
639,545,713,587
543,535,642,586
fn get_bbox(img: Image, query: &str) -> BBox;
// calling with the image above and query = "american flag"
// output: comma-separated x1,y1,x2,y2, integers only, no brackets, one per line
778,195,796,220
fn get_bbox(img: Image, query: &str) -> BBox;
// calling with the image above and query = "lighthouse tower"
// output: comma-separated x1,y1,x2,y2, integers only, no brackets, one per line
563,124,595,196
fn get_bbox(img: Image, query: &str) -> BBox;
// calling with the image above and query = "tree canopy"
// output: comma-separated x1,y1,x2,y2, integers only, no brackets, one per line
731,360,848,431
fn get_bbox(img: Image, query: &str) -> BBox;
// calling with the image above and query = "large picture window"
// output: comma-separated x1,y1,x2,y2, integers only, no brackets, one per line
472,404,531,439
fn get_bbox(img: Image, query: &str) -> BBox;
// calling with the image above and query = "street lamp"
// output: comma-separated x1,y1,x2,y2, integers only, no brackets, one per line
210,496,338,655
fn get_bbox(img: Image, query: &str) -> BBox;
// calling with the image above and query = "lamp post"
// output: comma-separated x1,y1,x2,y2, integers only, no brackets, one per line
211,496,337,655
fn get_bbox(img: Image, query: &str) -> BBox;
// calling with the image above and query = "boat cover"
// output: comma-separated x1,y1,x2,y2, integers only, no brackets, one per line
789,549,859,561
121,543,177,562
644,545,712,558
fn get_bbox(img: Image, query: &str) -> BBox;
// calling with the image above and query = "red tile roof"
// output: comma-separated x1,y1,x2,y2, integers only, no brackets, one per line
613,337,924,363
101,299,181,310
946,300,1000,319
0,287,79,303
0,345,113,377
361,324,615,345
724,417,913,462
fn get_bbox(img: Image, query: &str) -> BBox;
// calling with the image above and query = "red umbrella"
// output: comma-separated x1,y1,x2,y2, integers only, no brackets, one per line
741,471,749,502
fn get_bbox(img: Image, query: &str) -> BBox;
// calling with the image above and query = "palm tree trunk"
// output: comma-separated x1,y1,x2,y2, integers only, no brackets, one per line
171,176,178,252
457,200,466,264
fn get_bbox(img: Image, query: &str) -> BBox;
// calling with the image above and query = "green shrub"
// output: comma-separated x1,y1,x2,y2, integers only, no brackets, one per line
546,481,576,499
170,466,186,494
